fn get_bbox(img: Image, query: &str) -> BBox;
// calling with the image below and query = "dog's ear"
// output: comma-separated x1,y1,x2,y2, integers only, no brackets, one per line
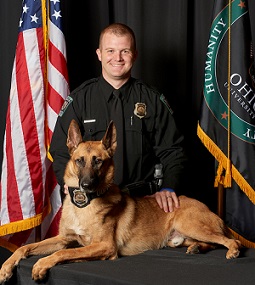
66,120,83,155
101,120,117,157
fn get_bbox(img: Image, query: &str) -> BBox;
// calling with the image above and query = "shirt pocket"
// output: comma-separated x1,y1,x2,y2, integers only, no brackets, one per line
83,119,108,141
125,115,154,155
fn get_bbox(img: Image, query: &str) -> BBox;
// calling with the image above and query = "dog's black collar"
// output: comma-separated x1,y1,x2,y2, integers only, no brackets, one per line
68,187,100,208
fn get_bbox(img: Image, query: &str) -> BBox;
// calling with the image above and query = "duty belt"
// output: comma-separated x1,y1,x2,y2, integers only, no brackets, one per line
121,181,158,197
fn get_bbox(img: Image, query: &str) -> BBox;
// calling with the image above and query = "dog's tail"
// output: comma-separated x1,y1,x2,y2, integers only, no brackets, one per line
223,224,241,243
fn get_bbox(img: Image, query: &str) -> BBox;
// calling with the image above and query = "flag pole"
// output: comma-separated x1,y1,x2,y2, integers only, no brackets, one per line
217,184,224,218
34,0,48,243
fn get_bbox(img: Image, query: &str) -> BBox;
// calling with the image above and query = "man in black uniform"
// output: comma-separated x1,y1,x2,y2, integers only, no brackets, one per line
49,23,188,213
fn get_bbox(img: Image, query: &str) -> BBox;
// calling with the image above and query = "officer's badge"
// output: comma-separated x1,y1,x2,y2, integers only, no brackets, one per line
134,103,147,119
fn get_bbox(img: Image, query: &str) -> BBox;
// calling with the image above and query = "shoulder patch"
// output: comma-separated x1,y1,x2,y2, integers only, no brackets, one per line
160,94,174,115
59,96,73,117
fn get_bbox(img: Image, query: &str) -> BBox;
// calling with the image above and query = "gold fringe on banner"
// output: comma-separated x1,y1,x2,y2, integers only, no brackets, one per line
0,203,51,237
229,228,255,249
214,164,224,187
224,159,232,188
197,124,255,205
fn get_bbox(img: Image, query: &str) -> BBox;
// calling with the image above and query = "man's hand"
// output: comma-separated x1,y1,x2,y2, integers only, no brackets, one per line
64,184,69,195
149,189,180,212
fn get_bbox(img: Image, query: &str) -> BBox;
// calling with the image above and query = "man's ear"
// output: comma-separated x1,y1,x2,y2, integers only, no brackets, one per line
96,48,102,61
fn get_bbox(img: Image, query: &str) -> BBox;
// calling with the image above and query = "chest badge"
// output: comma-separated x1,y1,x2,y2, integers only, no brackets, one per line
134,103,147,119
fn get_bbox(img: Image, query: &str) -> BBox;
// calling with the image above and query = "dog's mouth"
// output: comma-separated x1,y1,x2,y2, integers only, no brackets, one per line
80,185,95,194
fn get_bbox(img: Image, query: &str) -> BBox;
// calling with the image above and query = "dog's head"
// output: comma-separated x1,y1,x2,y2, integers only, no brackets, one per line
64,120,117,205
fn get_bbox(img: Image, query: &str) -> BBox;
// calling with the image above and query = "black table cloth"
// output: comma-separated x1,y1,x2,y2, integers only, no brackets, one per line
1,246,255,285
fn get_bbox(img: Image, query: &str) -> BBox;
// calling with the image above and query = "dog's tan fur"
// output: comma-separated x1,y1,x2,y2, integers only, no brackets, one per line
0,120,241,282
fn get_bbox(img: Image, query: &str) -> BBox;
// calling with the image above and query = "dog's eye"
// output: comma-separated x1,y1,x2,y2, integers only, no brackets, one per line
95,158,102,165
75,157,85,167
92,156,102,167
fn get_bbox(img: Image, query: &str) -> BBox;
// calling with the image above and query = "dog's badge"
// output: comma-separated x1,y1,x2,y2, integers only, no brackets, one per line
69,188,88,208
134,103,147,119
73,189,87,207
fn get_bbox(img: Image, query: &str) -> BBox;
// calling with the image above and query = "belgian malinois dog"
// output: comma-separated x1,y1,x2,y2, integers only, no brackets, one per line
0,120,241,283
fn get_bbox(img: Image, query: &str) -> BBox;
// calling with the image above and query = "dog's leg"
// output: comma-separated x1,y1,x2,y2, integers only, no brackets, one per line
31,241,118,281
182,240,217,254
167,234,217,254
216,236,241,259
190,226,241,259
0,235,68,283
180,229,241,259
186,237,240,259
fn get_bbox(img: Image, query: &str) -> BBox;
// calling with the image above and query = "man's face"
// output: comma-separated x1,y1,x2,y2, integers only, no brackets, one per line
96,33,137,83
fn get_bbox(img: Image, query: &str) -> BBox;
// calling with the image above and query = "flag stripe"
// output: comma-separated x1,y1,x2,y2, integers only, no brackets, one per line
8,59,36,222
48,41,69,83
17,30,44,213
47,84,65,116
5,103,22,223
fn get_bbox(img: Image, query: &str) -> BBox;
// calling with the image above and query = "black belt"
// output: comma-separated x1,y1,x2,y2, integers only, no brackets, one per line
121,181,158,197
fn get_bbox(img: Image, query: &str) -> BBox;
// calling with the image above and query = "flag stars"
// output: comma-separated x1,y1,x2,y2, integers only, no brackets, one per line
50,0,60,4
221,111,228,120
23,4,29,14
52,10,62,20
30,13,39,23
238,0,246,9
19,18,23,27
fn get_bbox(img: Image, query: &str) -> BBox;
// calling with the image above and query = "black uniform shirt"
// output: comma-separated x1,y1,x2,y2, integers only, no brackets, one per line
49,75,188,193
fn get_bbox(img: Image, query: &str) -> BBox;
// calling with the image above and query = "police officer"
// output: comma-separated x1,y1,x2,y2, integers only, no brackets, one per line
49,23,188,213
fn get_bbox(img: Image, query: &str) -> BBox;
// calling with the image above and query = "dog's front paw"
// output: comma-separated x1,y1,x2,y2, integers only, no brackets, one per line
0,264,14,284
32,257,53,281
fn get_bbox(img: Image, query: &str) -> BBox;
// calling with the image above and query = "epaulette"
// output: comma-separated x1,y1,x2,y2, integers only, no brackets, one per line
135,79,161,95
59,78,98,117
71,78,98,94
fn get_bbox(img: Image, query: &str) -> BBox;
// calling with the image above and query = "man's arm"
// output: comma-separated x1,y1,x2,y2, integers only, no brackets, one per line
49,117,70,189
49,94,84,189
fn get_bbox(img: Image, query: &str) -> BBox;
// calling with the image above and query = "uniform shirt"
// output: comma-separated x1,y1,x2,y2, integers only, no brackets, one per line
49,75,188,193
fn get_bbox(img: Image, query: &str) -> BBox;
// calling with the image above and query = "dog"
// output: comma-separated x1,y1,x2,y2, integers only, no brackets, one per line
0,119,241,283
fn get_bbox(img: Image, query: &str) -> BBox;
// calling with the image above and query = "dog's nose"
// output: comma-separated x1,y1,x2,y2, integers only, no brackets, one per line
80,181,89,189
80,176,99,191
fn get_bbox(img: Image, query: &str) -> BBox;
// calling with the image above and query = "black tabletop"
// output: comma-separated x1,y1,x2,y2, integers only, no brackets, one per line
2,246,255,285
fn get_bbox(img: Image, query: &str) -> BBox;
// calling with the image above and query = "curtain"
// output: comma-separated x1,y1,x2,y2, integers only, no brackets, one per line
0,0,215,208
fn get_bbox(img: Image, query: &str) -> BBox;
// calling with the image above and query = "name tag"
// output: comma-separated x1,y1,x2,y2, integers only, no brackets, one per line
84,119,96,123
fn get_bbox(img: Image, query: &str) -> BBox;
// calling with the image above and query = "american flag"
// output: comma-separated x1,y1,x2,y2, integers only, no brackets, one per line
0,0,69,251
